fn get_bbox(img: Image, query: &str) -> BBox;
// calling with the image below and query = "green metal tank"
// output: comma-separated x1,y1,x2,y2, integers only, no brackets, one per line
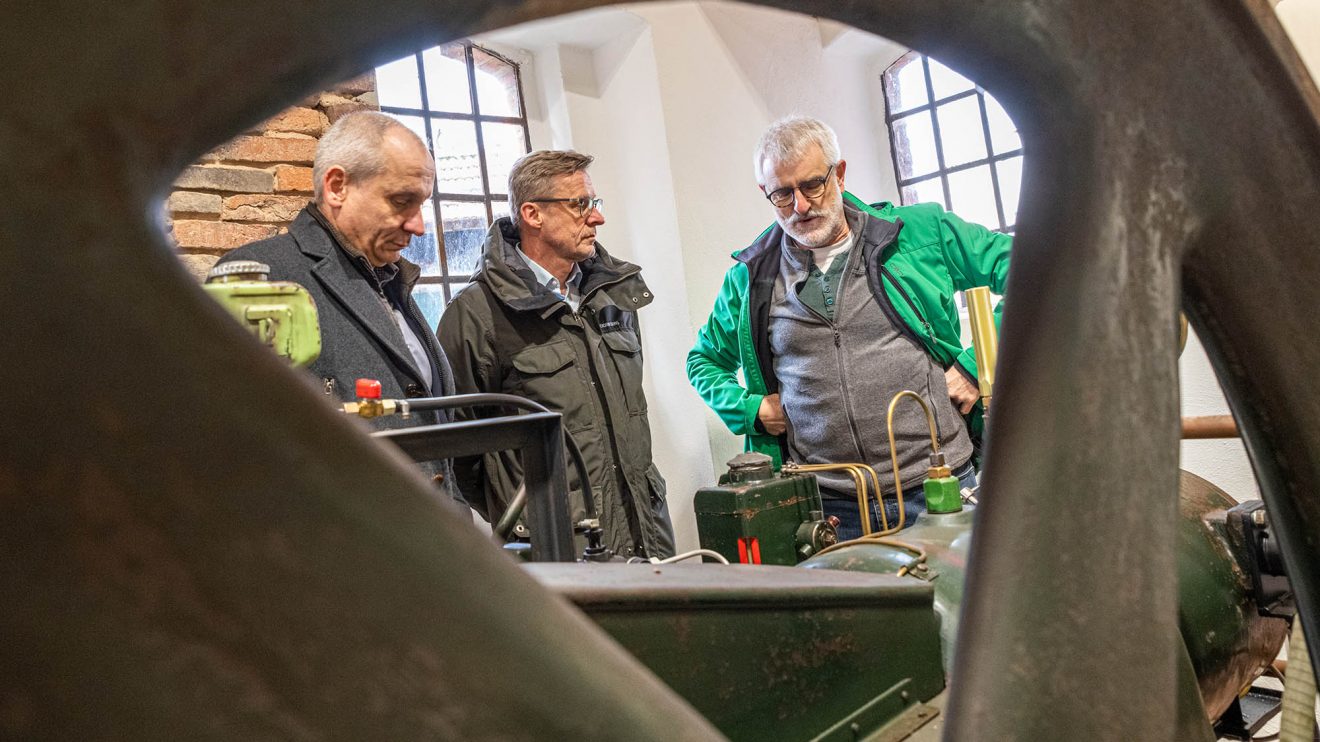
694,453,837,566
799,470,1289,721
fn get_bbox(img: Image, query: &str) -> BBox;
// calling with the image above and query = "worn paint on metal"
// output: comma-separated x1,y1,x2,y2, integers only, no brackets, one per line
1,0,1318,738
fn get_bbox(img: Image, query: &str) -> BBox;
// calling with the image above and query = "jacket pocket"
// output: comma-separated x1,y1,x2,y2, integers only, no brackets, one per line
509,341,590,433
600,329,646,413
643,464,676,558
600,329,641,354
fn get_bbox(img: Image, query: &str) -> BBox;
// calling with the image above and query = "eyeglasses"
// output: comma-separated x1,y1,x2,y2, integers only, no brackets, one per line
528,196,604,219
764,164,836,208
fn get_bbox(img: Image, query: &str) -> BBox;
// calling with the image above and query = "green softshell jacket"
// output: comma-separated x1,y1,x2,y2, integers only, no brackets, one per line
686,192,1012,465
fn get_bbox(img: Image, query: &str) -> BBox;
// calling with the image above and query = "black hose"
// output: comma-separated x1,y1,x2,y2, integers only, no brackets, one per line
404,393,596,538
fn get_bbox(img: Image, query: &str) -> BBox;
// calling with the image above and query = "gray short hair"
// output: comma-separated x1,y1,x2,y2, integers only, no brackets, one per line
313,111,424,201
508,150,594,229
753,115,841,183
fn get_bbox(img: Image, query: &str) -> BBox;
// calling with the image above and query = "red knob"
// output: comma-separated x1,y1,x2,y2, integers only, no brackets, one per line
355,378,382,399
826,516,841,529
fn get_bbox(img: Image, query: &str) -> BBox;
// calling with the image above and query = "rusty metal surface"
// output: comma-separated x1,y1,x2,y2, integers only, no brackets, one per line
1176,472,1289,720
1,0,1318,740
525,562,933,608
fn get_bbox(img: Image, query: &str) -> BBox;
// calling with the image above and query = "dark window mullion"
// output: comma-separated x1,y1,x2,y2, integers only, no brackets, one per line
513,57,532,153
897,149,1024,188
921,57,953,211
412,51,453,286
887,88,979,121
434,192,487,203
975,90,1008,230
465,44,496,226
383,108,527,126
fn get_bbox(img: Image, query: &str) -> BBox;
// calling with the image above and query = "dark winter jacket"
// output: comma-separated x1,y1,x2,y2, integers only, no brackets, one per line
437,218,676,559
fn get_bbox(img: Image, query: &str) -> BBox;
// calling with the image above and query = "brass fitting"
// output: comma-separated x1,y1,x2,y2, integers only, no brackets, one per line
342,399,398,418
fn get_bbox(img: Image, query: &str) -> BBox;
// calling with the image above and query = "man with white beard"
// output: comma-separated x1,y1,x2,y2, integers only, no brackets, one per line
687,115,1012,537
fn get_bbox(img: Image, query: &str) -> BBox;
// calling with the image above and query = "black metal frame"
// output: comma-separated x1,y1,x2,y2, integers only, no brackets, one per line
380,41,533,302
375,412,575,563
882,51,1023,233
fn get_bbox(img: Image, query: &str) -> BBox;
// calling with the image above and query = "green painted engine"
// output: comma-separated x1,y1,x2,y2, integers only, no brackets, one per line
530,460,1288,741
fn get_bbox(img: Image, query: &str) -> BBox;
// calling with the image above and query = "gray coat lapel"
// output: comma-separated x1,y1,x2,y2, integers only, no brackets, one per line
290,213,425,384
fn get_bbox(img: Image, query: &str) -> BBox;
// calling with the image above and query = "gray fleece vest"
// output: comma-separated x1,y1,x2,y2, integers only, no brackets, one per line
768,218,972,500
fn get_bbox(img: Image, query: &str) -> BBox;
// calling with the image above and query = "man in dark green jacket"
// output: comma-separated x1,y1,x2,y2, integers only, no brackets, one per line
437,150,675,559
687,116,1011,537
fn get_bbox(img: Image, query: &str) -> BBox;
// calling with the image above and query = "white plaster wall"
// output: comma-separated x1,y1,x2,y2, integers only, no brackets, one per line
1277,0,1320,76
479,2,907,550
563,24,719,552
628,1,907,477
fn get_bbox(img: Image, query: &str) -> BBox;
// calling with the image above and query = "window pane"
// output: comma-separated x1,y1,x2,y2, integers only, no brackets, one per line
401,201,440,275
901,176,946,207
491,199,511,221
928,57,975,100
423,43,472,115
387,113,429,148
885,53,929,114
473,47,523,117
412,284,446,332
997,156,1024,227
482,122,529,195
376,54,422,109
936,96,989,168
440,200,489,275
985,94,1022,154
892,112,939,180
947,165,1001,229
431,119,483,195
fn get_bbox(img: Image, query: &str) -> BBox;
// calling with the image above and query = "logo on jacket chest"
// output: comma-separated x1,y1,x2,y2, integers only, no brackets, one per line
595,305,635,335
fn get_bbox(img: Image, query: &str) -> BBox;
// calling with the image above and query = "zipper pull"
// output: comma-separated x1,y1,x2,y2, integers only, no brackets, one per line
833,328,841,347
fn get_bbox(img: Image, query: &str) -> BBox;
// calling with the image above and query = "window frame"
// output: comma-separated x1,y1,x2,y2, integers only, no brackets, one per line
378,41,532,302
882,51,1023,233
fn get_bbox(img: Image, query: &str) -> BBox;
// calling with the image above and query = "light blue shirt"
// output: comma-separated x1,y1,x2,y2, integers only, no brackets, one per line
514,244,584,312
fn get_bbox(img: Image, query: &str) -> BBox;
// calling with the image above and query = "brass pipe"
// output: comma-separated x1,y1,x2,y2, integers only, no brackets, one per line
966,286,999,412
1181,415,1239,439
856,463,901,535
785,462,884,534
886,390,940,534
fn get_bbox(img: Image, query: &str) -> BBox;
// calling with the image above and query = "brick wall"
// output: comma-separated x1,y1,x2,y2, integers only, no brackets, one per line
171,73,378,279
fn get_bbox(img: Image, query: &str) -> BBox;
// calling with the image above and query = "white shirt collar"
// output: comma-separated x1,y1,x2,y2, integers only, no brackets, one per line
514,244,583,309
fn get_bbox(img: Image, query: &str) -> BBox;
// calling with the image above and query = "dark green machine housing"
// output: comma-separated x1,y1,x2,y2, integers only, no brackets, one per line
695,453,837,565
529,563,945,741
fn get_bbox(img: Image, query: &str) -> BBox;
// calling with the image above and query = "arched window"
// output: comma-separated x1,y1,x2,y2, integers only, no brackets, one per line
376,42,532,325
882,51,1022,233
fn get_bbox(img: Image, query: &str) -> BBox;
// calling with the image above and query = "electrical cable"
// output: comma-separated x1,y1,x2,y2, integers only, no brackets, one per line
649,549,730,565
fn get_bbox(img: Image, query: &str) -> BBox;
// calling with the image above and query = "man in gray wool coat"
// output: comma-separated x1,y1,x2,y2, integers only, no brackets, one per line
218,111,461,505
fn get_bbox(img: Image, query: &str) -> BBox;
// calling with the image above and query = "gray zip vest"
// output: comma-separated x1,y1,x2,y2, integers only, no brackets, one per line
768,219,973,499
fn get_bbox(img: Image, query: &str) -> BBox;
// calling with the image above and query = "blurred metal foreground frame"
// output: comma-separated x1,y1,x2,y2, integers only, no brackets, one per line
0,0,1316,739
